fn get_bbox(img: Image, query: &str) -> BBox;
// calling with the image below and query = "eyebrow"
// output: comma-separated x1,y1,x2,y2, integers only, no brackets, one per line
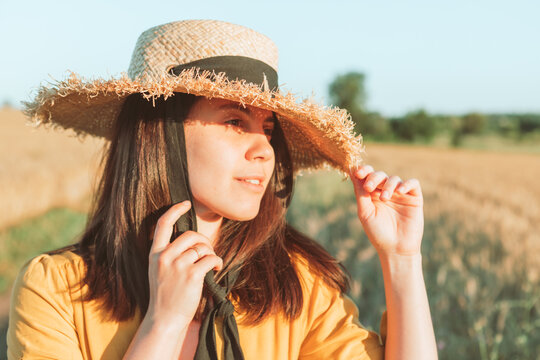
217,103,276,124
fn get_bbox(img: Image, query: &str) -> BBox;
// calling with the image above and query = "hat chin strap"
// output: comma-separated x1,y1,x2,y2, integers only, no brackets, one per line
169,55,278,91
164,98,196,235
164,98,245,360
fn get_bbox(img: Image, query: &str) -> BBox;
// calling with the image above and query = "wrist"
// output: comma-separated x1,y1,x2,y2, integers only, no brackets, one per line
142,311,191,336
123,311,191,359
378,252,424,287
378,251,422,264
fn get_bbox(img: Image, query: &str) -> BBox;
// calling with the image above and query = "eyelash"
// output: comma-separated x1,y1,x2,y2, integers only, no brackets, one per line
225,119,242,126
225,119,274,136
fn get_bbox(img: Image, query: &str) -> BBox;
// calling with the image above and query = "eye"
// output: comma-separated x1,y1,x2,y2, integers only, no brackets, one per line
225,119,242,127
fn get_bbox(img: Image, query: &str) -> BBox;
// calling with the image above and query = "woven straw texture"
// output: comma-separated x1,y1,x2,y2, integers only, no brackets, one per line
23,20,365,175
128,20,278,81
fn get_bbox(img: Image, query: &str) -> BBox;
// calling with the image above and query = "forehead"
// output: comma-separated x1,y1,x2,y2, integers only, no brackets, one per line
190,97,274,120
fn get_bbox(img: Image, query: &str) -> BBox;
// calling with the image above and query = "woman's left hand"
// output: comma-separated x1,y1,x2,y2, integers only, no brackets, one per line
350,164,424,257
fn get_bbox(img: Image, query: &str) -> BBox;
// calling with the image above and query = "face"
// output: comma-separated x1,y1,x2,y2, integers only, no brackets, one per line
183,97,276,221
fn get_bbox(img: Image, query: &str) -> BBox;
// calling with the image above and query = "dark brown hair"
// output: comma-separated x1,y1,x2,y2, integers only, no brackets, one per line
62,92,349,324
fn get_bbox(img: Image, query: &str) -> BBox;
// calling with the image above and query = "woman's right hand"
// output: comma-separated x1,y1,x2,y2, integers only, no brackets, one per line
124,200,221,359
146,200,223,328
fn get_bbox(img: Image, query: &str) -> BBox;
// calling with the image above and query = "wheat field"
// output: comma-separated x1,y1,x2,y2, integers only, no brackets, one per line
288,143,540,359
361,143,540,276
0,107,104,230
1,107,539,358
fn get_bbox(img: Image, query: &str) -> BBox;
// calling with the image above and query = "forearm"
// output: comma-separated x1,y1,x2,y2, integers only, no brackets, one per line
123,316,188,360
379,253,438,360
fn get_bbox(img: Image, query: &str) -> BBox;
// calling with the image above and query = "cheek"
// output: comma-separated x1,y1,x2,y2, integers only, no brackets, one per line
182,124,273,220
184,128,235,192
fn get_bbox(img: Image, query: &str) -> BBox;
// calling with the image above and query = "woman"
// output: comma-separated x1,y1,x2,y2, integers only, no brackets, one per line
8,20,437,359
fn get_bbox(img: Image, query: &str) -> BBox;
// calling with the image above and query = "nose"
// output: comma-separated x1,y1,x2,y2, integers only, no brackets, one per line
245,132,274,162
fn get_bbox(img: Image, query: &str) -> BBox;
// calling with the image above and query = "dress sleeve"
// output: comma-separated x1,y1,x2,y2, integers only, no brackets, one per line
7,254,84,360
298,267,386,360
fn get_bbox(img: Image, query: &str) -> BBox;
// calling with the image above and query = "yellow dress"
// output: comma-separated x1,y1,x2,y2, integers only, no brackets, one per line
7,250,386,359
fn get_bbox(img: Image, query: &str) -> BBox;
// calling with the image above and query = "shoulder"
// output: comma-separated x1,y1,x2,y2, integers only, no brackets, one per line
8,248,91,359
20,248,84,275
289,253,345,313
9,248,87,325
290,253,319,290
14,248,86,293
289,253,385,358
290,252,342,294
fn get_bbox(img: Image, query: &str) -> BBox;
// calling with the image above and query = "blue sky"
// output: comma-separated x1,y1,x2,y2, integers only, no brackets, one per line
1,0,538,117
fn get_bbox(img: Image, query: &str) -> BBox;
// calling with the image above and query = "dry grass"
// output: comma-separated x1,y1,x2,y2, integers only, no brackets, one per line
1,107,539,357
0,107,104,230
288,143,540,359
361,143,540,279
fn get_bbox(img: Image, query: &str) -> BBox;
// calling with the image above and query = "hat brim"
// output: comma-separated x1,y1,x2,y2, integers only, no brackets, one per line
23,69,365,175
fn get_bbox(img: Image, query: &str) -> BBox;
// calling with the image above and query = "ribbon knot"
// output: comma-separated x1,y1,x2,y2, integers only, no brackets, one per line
194,269,245,360
216,299,235,317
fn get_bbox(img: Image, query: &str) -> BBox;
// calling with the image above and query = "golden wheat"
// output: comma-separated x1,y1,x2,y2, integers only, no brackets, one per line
288,142,540,358
0,107,104,230
1,107,539,357
361,143,540,279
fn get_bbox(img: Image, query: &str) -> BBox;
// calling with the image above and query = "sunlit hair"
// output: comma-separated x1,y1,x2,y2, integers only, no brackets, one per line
52,92,349,324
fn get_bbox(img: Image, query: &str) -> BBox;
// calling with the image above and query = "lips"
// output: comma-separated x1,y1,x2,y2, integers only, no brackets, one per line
235,176,265,184
235,176,265,191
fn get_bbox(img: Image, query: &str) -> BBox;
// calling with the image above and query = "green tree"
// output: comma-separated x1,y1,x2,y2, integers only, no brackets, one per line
2,98,13,108
328,72,367,112
392,109,437,142
363,111,392,140
494,115,518,138
450,116,464,147
461,113,486,135
516,114,540,140
328,72,389,138
449,113,487,147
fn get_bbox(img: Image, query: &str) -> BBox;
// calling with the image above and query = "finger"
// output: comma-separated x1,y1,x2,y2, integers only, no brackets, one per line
151,201,192,254
170,230,213,252
191,254,224,273
163,239,215,265
380,175,403,201
397,178,422,196
170,230,213,249
353,164,374,180
174,243,216,265
172,253,223,276
363,171,389,192
181,248,200,265
351,173,375,220
186,244,218,265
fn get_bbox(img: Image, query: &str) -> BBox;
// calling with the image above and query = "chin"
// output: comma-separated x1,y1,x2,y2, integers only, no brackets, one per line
222,203,261,221
193,193,264,222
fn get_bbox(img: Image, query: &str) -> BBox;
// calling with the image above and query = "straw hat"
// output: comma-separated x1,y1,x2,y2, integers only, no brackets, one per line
23,19,365,174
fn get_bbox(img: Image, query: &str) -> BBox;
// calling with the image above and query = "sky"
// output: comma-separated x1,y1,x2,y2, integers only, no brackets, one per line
1,0,539,117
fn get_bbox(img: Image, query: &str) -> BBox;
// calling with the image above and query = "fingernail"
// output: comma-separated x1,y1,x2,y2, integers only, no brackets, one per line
365,181,373,190
381,191,389,200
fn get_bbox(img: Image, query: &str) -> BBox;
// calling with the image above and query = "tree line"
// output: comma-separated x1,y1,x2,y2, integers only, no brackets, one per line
329,72,540,146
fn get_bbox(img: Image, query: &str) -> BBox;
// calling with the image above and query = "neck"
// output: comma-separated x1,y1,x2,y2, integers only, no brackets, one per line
194,206,223,246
